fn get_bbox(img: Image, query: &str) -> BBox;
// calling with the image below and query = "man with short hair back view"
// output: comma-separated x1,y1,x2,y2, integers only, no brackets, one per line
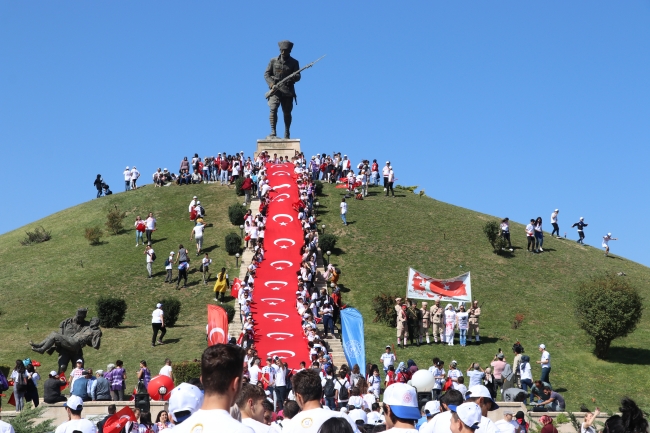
172,344,254,433
237,384,270,433
283,369,358,433
421,389,464,433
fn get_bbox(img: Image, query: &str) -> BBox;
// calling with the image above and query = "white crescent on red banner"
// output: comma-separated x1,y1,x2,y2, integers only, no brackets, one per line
207,305,229,346
406,268,472,303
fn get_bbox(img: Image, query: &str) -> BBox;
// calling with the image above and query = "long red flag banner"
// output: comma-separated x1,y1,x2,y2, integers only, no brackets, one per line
252,163,310,367
406,268,472,303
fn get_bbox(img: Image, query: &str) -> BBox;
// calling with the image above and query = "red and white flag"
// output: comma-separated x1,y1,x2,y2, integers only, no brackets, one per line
231,278,242,299
103,406,137,433
207,305,229,346
406,268,472,303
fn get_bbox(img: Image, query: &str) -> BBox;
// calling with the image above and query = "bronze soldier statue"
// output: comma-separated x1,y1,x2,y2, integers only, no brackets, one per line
430,299,444,344
407,301,421,347
264,40,301,139
468,300,481,344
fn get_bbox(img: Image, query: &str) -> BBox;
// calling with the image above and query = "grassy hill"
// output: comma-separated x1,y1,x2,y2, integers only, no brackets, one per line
1,182,649,411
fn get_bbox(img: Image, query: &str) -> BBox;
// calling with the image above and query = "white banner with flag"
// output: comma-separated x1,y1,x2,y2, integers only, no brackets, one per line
406,268,472,303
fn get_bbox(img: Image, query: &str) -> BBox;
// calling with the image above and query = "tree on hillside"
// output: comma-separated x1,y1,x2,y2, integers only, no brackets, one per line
482,221,508,254
574,273,644,359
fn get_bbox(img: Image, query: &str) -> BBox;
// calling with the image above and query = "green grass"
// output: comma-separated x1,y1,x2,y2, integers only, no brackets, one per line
316,184,650,412
1,182,649,412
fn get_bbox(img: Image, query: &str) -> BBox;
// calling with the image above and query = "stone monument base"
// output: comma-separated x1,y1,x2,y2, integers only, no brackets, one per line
256,138,301,160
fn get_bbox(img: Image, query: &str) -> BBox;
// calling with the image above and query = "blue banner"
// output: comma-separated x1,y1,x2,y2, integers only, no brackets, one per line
340,307,366,377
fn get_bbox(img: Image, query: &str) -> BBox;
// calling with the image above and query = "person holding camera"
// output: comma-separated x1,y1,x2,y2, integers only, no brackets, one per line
491,351,507,395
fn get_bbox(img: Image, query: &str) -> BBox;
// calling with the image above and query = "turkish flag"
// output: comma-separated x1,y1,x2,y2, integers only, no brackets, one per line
428,280,467,298
103,406,137,433
231,278,242,299
207,305,229,346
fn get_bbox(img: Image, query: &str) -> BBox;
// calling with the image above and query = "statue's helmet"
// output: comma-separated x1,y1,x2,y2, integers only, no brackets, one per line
77,308,88,318
90,317,100,328
278,40,294,51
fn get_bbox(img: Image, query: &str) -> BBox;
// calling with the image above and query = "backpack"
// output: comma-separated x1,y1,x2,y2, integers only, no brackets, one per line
0,371,9,392
164,259,170,267
324,378,335,398
337,379,349,400
151,252,157,261
199,206,206,216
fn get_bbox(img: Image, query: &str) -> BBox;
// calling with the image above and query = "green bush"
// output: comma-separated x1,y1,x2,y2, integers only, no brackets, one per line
172,361,201,386
319,233,338,254
372,292,400,327
223,304,236,323
84,226,103,245
19,227,52,246
314,180,324,196
574,272,644,359
234,177,245,196
225,232,242,255
228,204,247,226
160,297,182,327
96,297,127,328
106,205,127,235
482,221,508,253
8,403,56,433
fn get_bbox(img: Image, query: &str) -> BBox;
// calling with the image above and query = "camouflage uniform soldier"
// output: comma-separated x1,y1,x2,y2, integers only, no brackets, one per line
420,302,431,345
395,299,408,348
407,301,421,347
468,300,481,343
264,40,301,139
430,299,444,343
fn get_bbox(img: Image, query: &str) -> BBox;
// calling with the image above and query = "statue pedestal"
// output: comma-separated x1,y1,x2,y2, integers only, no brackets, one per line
256,138,301,159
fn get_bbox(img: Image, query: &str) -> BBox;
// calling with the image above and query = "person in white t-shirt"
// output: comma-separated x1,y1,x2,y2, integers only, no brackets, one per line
237,384,270,433
123,167,132,192
340,198,348,226
159,358,173,380
602,233,618,257
536,344,551,384
422,388,464,433
550,209,560,238
334,371,351,409
200,253,212,285
172,345,253,433
494,411,520,433
282,369,358,433
380,345,397,375
145,212,156,244
151,303,166,347
0,419,15,433
382,383,421,433
465,385,500,433
165,251,175,283
448,403,483,433
580,408,600,433
249,358,261,386
130,166,140,189
447,361,463,390
54,395,97,433
190,222,206,255
145,245,155,278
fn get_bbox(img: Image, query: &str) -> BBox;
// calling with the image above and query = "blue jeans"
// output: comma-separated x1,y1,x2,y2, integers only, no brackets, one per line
136,231,143,244
459,329,467,346
125,181,131,191
521,378,533,404
96,189,102,198
536,232,544,249
220,170,228,184
323,315,334,335
341,213,347,225
325,397,336,410
203,169,209,181
540,367,551,384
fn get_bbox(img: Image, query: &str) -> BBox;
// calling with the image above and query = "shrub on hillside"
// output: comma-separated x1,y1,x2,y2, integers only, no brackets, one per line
160,297,182,327
172,361,201,386
483,221,508,253
8,403,56,433
228,204,247,226
97,297,127,328
84,226,103,245
223,304,236,323
372,292,400,327
225,233,242,255
319,233,338,254
574,272,644,359
106,205,127,235
314,180,324,196
20,227,52,246
234,177,245,196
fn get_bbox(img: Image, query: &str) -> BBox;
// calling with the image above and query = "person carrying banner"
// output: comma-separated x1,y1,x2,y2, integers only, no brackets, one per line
396,304,408,349
468,301,481,344
420,302,431,345
406,301,421,347
430,300,444,344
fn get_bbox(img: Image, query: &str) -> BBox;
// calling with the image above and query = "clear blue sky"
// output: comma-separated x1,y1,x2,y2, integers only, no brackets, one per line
2,2,649,266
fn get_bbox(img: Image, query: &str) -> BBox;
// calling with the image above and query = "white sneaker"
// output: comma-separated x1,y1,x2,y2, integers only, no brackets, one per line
136,244,139,247
539,248,544,252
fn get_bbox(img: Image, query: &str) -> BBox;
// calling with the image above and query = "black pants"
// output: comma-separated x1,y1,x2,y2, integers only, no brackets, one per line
578,230,585,243
502,231,511,247
527,236,535,251
551,223,560,237
44,395,67,404
145,230,153,244
275,386,287,410
383,177,388,188
386,182,394,196
152,323,166,344
177,269,188,287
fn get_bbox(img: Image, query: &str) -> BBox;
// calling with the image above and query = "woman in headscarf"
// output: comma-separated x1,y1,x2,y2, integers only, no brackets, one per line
539,416,558,433
396,362,411,383
444,304,457,346
407,359,419,375
213,267,230,303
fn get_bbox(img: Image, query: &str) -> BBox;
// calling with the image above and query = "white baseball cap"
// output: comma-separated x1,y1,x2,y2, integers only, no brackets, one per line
449,403,482,429
580,217,584,220
126,166,129,169
156,303,162,308
608,233,612,237
168,383,204,422
49,370,58,377
76,359,83,364
555,209,559,212
424,400,441,417
466,384,499,409
64,395,84,411
349,408,368,424
193,196,197,199
539,343,546,349
383,383,420,420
